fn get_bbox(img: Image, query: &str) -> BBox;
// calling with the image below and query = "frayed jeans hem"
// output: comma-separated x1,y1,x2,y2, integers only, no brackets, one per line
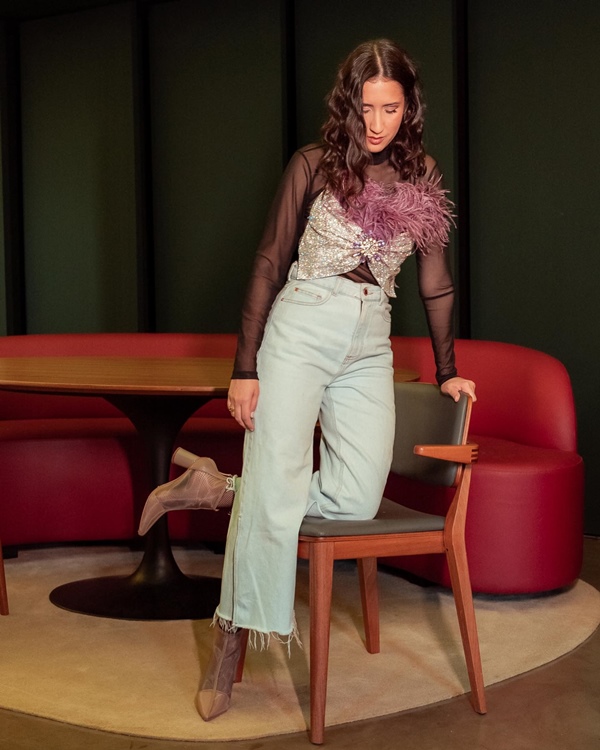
212,613,302,656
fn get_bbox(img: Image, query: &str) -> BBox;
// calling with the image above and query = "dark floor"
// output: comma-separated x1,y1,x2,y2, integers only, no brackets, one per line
1,538,599,750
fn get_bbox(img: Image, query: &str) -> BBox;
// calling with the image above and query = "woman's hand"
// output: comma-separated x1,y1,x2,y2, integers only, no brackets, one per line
228,379,260,431
440,377,477,403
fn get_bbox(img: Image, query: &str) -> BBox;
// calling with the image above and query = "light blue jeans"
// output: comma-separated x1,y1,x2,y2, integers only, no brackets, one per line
216,269,395,642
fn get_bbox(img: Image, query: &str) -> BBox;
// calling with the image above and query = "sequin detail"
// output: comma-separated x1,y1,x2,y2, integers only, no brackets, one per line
297,190,415,297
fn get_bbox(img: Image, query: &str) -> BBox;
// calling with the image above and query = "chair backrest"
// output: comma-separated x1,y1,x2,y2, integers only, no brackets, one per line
391,382,470,487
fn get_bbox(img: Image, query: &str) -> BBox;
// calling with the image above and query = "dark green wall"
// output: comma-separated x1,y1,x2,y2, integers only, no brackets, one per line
468,0,600,533
20,3,137,331
0,97,5,336
294,0,457,337
3,0,456,338
0,23,12,336
149,0,284,333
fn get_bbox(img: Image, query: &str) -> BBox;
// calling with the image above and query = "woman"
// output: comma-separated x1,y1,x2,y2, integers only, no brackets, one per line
139,38,476,721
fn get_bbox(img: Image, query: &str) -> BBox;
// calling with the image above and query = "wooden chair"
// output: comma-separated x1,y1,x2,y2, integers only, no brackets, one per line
389,336,583,594
0,539,8,615
238,382,485,743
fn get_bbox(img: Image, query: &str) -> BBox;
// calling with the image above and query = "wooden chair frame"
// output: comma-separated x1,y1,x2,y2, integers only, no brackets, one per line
237,387,485,744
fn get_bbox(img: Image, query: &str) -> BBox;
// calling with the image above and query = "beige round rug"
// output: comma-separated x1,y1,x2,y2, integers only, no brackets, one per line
1,546,598,741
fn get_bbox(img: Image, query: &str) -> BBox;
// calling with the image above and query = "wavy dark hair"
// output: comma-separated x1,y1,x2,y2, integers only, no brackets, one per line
320,39,426,200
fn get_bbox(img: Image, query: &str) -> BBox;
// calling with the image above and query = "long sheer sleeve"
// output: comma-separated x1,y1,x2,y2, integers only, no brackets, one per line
232,148,322,378
416,158,458,385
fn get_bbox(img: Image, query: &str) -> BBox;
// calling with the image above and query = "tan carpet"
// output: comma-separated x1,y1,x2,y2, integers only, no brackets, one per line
0,547,599,741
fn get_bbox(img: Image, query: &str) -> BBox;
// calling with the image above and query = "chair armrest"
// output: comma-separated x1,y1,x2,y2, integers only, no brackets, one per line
414,443,479,464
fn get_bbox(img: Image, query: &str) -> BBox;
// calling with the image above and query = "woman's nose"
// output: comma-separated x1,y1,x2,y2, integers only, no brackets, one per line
368,111,383,134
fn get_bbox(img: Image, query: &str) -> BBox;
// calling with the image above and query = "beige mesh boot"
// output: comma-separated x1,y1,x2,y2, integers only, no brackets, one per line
138,452,236,536
196,625,243,721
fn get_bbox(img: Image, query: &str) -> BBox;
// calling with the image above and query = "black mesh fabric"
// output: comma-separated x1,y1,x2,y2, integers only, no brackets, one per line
232,144,457,385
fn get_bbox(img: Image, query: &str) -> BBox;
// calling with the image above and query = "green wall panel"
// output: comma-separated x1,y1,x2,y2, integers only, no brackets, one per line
20,3,137,332
294,0,457,338
0,24,9,336
468,0,600,533
150,0,284,333
0,71,5,337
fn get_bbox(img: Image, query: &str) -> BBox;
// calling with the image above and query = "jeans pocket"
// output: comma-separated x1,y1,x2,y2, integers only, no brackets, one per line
279,282,331,306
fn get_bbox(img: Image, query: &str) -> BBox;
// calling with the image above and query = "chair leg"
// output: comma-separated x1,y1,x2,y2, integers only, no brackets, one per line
446,542,486,714
357,557,380,653
0,541,8,616
309,542,335,745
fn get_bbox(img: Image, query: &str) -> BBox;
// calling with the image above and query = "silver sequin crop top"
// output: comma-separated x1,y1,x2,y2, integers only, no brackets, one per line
297,190,415,297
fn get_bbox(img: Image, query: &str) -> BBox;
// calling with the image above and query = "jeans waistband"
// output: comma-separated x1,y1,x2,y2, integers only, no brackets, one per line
287,262,388,302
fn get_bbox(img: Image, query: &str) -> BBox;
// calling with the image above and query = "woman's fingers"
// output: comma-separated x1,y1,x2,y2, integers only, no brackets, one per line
228,379,260,431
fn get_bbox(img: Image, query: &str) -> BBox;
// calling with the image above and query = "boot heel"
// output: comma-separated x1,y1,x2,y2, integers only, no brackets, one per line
171,447,201,468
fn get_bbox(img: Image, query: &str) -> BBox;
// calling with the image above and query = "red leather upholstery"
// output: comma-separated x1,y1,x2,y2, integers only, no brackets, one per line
0,333,244,546
0,334,584,595
385,337,584,594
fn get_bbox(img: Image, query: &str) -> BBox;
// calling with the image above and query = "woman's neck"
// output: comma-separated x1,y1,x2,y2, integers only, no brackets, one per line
370,145,392,166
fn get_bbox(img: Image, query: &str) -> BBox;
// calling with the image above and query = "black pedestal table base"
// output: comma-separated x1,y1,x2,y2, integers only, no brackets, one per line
49,394,224,620
49,570,222,620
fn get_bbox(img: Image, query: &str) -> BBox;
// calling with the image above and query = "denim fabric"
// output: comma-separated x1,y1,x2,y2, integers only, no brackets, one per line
216,270,395,639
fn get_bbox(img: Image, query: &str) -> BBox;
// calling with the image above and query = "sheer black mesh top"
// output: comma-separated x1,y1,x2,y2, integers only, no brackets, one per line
232,144,457,385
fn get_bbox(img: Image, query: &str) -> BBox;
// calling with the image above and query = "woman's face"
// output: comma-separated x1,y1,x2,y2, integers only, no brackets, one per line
361,77,405,153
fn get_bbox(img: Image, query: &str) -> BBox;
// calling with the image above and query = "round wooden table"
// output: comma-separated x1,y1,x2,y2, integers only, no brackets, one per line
0,356,233,621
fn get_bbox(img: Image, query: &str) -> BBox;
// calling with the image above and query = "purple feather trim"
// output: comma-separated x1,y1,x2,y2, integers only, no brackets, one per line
343,179,455,251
